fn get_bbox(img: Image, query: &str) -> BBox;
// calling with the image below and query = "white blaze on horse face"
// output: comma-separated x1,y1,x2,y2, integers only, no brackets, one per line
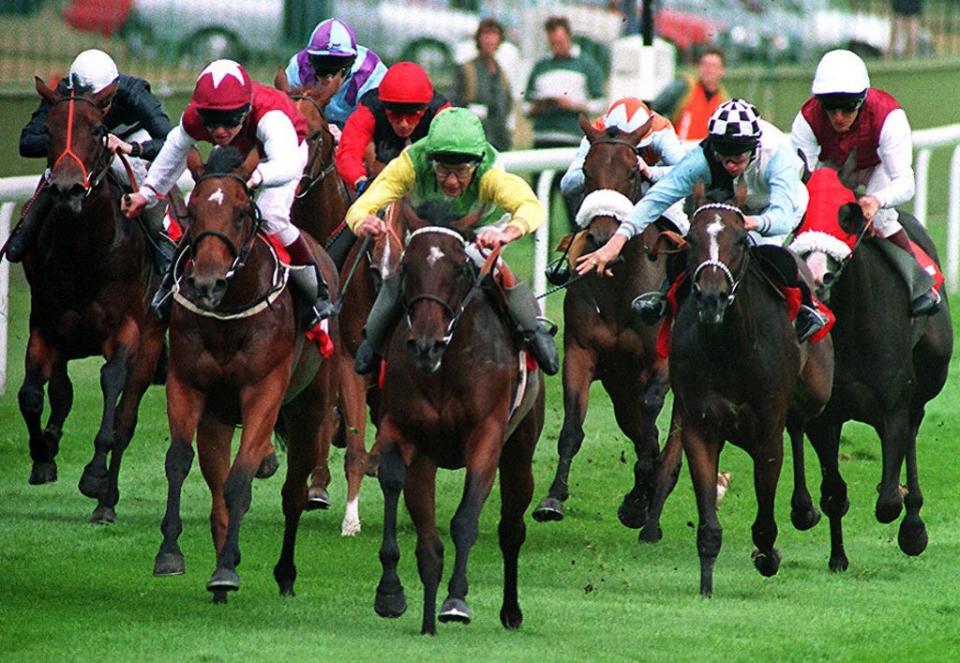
707,216,724,262
207,187,225,206
427,246,445,266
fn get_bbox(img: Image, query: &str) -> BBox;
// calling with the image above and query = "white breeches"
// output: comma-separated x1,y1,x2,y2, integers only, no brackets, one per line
256,141,309,245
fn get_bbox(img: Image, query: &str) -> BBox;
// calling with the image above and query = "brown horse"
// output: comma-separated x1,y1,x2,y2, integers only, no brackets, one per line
151,146,339,602
532,115,675,534
18,77,166,523
789,168,952,570
373,202,545,635
669,196,833,596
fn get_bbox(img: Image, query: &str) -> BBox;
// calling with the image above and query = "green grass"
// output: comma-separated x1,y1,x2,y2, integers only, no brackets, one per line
2,225,960,662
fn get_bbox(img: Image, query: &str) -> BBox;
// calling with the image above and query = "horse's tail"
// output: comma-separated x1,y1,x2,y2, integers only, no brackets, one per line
151,338,168,385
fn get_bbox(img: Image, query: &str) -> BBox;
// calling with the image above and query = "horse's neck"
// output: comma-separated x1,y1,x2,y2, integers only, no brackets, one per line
292,177,347,243
44,185,121,257
219,239,279,309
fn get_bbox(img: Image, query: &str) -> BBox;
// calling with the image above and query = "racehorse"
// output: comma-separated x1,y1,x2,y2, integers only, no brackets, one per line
669,189,833,596
152,146,339,602
373,202,545,634
789,168,952,570
275,69,373,536
531,115,675,532
17,77,166,523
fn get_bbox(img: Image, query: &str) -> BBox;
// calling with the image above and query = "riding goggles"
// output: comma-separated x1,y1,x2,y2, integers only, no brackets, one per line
431,161,478,180
817,94,864,114
384,103,428,123
198,105,250,129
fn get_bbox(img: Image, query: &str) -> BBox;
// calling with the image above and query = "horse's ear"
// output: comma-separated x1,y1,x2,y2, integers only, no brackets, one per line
239,148,260,180
579,113,600,144
35,76,57,105
734,178,748,208
274,67,289,93
626,115,655,147
693,178,707,208
92,80,118,110
187,146,204,180
838,202,866,235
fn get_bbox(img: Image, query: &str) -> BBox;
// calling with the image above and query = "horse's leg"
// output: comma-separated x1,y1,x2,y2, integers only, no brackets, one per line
750,429,784,578
154,375,205,579
374,430,407,618
532,343,595,522
497,414,538,631
339,359,370,534
403,457,441,635
805,421,849,571
21,330,57,485
641,404,683,543
195,413,233,603
307,419,333,511
898,406,927,556
40,363,73,481
273,381,326,596
786,412,821,531
609,368,669,529
440,421,503,624
876,408,910,524
97,319,166,522
208,373,287,595
682,416,722,597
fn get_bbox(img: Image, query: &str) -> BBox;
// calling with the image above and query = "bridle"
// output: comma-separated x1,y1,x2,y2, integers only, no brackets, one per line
400,226,498,348
291,94,337,198
589,137,646,202
185,173,263,281
690,203,752,307
49,91,111,198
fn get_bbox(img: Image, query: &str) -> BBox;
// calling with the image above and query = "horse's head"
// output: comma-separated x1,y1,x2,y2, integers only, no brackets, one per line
36,76,115,215
276,68,337,180
575,113,653,247
397,201,482,373
789,168,862,302
182,146,261,310
687,181,750,325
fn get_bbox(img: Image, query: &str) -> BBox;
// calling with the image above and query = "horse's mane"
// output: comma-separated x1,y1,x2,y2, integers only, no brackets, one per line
602,126,624,139
205,146,245,175
412,200,467,232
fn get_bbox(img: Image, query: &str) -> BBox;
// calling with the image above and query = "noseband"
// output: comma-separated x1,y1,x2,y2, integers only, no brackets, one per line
49,92,110,197
690,203,751,306
187,172,263,280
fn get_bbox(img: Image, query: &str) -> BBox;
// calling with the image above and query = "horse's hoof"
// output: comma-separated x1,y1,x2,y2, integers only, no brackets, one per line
154,552,185,576
532,496,564,522
364,453,381,477
829,555,849,572
278,583,296,598
617,495,649,529
791,506,822,531
898,519,928,556
206,568,240,593
255,451,280,479
752,548,782,577
875,490,903,524
638,523,663,544
341,518,361,536
90,505,116,525
28,461,57,485
78,466,107,499
212,590,229,604
438,597,471,624
306,487,331,511
374,588,406,618
500,606,523,630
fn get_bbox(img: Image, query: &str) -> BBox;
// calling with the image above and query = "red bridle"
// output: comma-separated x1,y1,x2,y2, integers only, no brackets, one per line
50,91,108,194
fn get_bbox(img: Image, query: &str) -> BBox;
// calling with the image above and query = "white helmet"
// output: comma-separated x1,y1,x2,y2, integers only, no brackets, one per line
811,49,870,96
68,49,119,94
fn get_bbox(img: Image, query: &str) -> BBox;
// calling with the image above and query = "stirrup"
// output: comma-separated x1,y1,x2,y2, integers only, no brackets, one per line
796,304,828,343
536,316,559,337
910,288,941,317
150,286,173,323
631,292,666,325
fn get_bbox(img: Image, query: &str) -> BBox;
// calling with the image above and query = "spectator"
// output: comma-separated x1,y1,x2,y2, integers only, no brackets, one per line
890,1,923,57
453,18,513,151
651,48,729,142
524,15,606,226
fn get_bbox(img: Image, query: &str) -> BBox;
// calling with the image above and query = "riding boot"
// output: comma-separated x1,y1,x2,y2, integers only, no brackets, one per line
5,184,52,263
504,281,560,376
354,274,403,375
631,279,670,325
876,229,941,317
285,234,336,325
324,224,358,272
150,237,188,323
141,203,176,276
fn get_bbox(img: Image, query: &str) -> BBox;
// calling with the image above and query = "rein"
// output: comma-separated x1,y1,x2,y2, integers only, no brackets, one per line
291,95,337,199
50,92,110,197
690,204,751,305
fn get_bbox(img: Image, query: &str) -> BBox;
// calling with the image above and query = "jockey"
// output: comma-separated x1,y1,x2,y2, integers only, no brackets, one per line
335,61,450,196
7,49,174,269
560,96,689,232
791,49,939,316
282,18,387,129
345,107,560,375
577,99,829,343
122,60,335,325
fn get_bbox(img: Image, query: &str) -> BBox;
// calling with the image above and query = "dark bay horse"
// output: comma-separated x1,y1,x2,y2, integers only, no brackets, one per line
275,69,373,535
670,195,833,596
18,77,166,523
789,168,952,570
373,203,545,635
532,115,675,534
152,146,339,602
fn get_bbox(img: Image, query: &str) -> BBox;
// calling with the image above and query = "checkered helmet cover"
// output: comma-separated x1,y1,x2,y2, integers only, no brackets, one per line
707,99,762,141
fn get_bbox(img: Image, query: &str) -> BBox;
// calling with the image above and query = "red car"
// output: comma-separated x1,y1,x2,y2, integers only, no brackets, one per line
62,0,133,36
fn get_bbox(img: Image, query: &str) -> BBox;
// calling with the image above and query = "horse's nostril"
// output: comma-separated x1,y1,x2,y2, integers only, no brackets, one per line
185,277,196,291
214,278,228,293
822,273,835,287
